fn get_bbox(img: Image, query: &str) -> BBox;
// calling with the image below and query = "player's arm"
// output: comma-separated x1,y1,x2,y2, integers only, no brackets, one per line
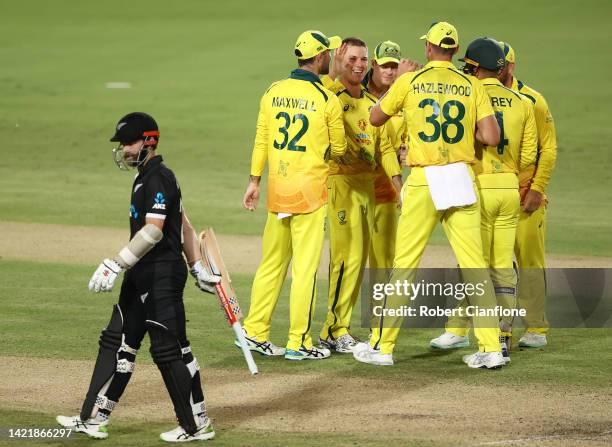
327,43,348,82
89,185,172,292
182,209,220,294
326,94,348,159
244,92,269,211
370,73,410,127
473,79,500,146
519,100,538,171
530,94,557,194
377,125,403,201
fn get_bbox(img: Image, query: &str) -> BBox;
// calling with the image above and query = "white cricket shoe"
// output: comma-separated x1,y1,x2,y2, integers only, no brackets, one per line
319,333,360,353
462,351,505,369
518,332,547,348
352,342,394,366
56,415,109,439
430,332,470,349
160,417,215,442
284,346,331,360
235,329,285,356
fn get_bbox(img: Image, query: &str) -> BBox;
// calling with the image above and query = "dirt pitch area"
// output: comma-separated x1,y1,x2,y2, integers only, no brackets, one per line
1,221,612,277
1,356,611,446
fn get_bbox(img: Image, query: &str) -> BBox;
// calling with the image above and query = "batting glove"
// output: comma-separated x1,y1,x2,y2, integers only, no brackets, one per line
190,260,221,294
89,259,124,293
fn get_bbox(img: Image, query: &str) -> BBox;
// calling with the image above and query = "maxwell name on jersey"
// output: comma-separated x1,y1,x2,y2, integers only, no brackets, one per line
412,82,472,97
271,96,317,112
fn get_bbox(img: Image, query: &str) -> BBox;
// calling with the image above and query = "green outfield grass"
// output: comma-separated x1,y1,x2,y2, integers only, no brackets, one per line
2,259,610,388
1,0,611,255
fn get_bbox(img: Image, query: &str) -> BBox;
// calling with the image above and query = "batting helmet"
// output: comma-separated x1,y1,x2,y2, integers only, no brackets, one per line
459,37,505,73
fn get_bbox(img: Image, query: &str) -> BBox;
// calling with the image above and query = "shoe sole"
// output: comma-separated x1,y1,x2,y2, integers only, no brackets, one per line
430,340,470,350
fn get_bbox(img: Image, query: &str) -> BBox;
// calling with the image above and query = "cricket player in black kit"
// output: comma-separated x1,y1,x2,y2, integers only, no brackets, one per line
57,112,220,443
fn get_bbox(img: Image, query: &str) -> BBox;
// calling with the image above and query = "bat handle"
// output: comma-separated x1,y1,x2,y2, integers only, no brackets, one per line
232,322,259,375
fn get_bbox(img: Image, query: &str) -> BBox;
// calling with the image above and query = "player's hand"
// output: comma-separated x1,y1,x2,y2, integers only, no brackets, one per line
398,143,407,166
522,189,543,213
330,43,348,80
398,59,423,76
391,175,404,209
189,260,221,294
243,181,260,211
89,259,123,293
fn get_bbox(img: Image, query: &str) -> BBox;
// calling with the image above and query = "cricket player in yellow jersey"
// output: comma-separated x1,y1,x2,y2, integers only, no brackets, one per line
499,42,557,348
353,21,505,369
431,38,538,362
362,41,407,269
318,37,403,353
242,30,348,361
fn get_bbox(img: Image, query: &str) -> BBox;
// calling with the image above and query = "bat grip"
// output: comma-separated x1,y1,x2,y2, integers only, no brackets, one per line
232,322,258,375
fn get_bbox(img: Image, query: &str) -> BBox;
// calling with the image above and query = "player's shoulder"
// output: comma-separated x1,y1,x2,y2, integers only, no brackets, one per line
516,80,546,105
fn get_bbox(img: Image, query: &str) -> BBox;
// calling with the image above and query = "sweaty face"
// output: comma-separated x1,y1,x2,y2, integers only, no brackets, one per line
373,61,399,87
343,45,368,85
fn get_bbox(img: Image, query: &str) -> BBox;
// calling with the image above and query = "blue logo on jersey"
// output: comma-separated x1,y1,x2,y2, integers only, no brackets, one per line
130,204,138,219
154,192,165,204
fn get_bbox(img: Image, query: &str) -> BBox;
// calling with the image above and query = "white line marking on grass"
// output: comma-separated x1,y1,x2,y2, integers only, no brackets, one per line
105,82,132,89
477,429,612,446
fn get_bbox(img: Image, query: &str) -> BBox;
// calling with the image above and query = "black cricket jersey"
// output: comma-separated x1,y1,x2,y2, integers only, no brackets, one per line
129,155,183,263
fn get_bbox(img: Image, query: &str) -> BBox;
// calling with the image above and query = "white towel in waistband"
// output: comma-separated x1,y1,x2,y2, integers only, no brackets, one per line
424,162,477,211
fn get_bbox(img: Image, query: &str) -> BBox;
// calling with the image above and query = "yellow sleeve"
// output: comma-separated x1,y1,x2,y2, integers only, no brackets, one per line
250,92,268,176
326,94,347,158
519,99,538,171
377,125,401,177
473,78,495,122
531,94,557,193
379,73,411,117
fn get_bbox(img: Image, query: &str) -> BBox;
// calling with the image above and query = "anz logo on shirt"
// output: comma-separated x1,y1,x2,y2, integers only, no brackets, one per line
130,204,138,219
152,192,166,210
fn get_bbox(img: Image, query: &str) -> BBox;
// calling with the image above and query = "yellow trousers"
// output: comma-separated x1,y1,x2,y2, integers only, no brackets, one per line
243,206,326,351
370,168,501,355
515,204,548,334
320,173,374,340
447,182,519,337
369,202,398,269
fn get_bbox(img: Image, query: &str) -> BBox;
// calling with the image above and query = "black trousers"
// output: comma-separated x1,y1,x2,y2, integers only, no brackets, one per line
118,260,189,350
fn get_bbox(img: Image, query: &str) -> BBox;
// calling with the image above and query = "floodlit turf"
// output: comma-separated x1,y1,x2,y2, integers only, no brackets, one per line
1,0,611,255
2,259,610,388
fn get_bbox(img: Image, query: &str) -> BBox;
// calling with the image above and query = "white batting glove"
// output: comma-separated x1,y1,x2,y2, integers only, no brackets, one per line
89,259,124,293
190,260,221,294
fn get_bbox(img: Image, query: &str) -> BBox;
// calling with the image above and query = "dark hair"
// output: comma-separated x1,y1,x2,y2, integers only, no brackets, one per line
297,56,316,66
342,37,367,47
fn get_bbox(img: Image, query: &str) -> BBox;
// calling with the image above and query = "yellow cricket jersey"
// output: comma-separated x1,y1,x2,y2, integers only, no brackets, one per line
511,78,557,193
379,61,495,174
373,106,406,203
250,69,347,214
321,76,401,179
474,78,538,189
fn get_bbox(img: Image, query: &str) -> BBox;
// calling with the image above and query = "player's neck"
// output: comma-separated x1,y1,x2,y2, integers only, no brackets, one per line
503,76,514,88
367,78,388,99
340,77,362,98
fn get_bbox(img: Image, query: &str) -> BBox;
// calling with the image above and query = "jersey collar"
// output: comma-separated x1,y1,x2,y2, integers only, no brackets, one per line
290,69,322,84
137,154,163,176
424,60,457,69
482,77,503,87
511,77,519,90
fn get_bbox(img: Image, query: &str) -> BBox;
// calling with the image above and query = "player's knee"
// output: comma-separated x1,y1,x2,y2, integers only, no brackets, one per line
147,320,183,364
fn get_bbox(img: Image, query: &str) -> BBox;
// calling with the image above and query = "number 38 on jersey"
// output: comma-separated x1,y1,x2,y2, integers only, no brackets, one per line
418,99,465,144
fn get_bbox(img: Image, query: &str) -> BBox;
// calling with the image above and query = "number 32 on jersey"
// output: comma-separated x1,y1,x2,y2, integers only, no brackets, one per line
273,112,309,152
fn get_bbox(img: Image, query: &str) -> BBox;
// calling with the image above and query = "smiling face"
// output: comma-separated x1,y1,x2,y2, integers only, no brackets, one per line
342,44,368,85
372,60,399,87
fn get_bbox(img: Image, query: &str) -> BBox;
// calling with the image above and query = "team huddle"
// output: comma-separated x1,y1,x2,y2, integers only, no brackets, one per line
241,22,556,369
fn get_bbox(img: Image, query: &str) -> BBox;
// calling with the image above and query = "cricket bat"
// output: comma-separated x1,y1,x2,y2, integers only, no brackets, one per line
199,228,258,375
